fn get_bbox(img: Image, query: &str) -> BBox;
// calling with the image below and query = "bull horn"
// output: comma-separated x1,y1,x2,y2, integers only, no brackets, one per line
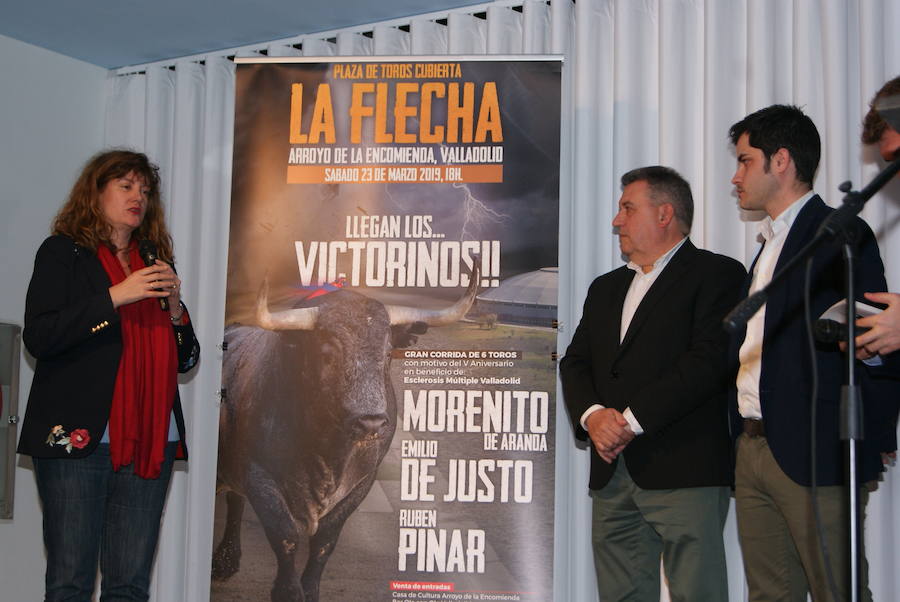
385,262,481,326
256,276,319,331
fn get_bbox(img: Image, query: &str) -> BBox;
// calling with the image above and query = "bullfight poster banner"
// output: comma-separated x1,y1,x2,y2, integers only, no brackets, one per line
212,57,561,602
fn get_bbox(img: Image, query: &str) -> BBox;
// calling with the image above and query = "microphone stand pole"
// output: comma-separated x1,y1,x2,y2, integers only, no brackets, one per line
723,156,900,602
841,238,862,602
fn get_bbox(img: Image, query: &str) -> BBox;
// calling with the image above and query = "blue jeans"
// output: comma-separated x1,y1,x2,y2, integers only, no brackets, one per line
33,442,177,602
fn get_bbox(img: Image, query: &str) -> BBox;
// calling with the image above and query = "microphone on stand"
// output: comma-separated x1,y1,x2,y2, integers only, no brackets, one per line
138,239,169,311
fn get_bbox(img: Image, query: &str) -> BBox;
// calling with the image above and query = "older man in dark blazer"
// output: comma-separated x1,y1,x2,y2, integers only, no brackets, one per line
560,166,745,601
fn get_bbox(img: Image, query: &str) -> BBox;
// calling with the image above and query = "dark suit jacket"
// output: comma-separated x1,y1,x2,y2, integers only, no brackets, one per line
560,239,747,490
728,196,894,486
17,235,199,459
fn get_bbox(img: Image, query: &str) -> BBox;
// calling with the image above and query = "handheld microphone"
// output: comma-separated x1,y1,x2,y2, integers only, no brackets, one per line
138,239,169,311
814,319,846,343
813,319,870,344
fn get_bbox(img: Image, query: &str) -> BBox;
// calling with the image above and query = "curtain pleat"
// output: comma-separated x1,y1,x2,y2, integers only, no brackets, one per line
144,67,176,181
338,31,374,55
104,2,900,600
522,1,551,53
411,18,449,55
266,43,303,58
302,38,337,56
374,25,412,55
486,6,523,53
449,12,488,54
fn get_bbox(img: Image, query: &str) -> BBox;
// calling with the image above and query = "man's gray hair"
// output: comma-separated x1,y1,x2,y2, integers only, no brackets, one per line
620,166,694,235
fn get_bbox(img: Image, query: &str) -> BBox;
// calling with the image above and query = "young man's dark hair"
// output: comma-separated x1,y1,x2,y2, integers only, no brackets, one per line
728,104,821,187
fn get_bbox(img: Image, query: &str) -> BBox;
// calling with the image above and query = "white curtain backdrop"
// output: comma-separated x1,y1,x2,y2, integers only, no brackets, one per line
104,1,900,600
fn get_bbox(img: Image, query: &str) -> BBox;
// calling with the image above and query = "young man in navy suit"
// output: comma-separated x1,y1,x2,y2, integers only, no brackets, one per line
729,104,890,602
561,166,745,601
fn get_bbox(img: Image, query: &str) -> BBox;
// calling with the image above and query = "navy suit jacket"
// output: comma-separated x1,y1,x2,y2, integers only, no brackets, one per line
561,239,747,490
728,196,894,486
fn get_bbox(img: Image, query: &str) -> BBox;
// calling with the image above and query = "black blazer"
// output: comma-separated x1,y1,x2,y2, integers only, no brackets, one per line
17,235,199,459
560,239,747,490
727,196,894,486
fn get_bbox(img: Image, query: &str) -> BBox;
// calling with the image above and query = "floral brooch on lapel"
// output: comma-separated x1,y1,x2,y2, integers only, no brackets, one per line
45,425,91,453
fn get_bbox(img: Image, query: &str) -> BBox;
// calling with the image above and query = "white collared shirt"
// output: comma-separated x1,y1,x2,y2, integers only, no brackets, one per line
736,191,815,419
620,237,688,343
580,237,688,435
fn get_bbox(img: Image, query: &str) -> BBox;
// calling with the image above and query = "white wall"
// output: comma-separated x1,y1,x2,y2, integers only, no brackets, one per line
0,33,108,601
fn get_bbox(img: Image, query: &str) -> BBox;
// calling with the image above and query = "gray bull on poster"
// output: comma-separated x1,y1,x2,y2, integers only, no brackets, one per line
212,268,479,602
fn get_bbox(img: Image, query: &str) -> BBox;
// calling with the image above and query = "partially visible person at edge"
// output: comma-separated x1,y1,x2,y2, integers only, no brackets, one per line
17,150,200,601
728,105,890,602
858,76,900,471
856,76,900,361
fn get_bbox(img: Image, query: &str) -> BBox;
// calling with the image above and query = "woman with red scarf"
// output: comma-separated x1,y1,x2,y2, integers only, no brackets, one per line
17,150,199,601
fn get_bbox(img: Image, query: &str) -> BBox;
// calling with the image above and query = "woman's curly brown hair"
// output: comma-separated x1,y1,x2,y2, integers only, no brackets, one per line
52,150,174,262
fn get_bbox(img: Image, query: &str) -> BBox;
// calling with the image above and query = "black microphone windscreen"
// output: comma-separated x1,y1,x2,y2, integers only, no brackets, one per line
138,239,158,262
723,290,768,333
813,319,870,344
137,239,168,311
814,319,845,344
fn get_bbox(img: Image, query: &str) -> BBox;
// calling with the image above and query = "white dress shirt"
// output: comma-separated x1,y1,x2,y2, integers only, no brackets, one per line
736,191,815,419
580,237,688,435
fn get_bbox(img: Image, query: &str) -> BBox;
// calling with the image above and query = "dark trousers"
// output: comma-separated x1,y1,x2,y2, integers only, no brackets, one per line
590,457,730,602
33,442,177,602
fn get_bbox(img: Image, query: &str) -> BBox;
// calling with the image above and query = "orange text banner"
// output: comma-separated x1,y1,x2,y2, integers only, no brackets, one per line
286,164,503,184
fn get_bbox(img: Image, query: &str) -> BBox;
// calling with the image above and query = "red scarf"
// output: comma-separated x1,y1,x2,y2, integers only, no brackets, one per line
97,242,178,479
